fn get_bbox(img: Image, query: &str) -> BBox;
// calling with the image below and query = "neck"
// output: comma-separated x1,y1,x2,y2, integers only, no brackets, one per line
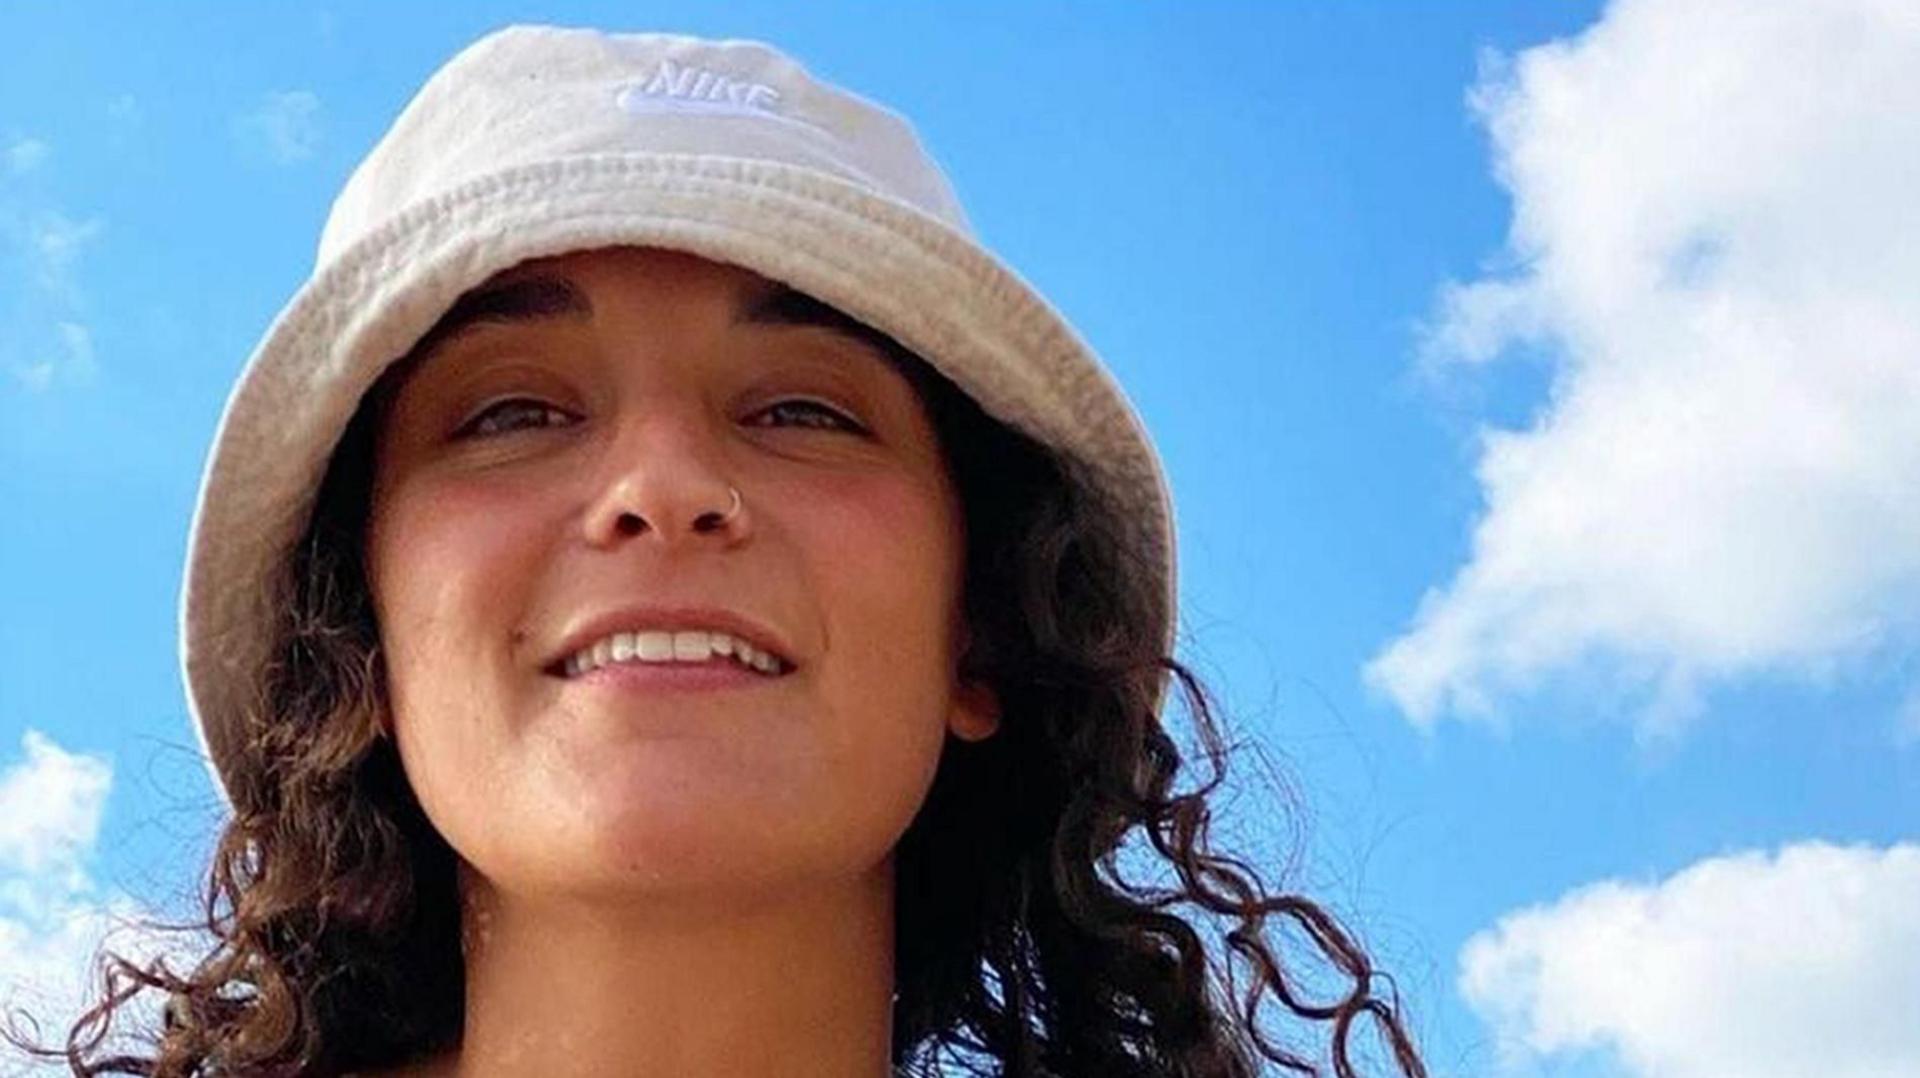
432,860,898,1078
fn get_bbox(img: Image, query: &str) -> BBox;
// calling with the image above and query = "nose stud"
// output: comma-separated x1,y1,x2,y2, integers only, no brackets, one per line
694,485,744,532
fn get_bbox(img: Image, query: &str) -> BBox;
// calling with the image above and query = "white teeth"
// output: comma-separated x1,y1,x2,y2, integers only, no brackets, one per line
672,631,710,661
564,629,784,678
635,631,673,661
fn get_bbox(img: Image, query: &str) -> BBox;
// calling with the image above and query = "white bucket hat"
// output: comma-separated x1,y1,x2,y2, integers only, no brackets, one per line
180,24,1178,807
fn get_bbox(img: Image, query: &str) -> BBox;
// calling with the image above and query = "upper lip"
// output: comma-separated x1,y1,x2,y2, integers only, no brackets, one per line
543,604,798,676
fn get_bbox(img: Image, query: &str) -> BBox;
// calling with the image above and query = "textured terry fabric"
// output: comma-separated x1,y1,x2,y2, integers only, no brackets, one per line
179,25,1179,807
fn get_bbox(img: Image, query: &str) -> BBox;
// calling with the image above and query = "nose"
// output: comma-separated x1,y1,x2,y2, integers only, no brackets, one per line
581,407,752,550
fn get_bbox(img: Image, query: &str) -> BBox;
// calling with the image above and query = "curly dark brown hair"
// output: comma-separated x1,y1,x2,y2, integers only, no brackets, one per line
6,293,1428,1078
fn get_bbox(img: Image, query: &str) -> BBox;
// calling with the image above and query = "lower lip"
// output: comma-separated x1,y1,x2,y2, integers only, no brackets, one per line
556,658,787,691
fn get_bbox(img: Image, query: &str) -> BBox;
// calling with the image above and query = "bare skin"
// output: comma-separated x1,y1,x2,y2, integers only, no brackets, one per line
356,247,1000,1077
366,862,898,1077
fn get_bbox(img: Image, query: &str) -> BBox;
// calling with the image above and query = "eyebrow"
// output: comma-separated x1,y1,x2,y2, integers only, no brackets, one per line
399,270,906,377
734,278,904,364
404,273,592,366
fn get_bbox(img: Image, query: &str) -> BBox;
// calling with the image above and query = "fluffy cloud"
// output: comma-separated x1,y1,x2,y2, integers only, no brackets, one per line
52,322,97,387
1364,0,1920,739
0,731,110,876
3,214,104,392
234,90,322,165
1458,840,1920,1078
0,732,171,1073
23,211,102,306
0,142,106,393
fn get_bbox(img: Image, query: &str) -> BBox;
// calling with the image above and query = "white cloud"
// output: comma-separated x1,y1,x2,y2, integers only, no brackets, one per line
235,90,323,165
1458,840,1920,1078
0,162,105,393
1365,0,1920,739
0,732,110,877
9,320,100,391
0,732,172,1074
4,139,47,176
26,211,103,303
54,322,97,386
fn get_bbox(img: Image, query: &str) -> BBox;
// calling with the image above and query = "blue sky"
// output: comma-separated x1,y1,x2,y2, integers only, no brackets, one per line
4,3,1917,1075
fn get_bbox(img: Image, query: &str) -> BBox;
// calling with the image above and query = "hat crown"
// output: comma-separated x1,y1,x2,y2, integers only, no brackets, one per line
318,25,971,268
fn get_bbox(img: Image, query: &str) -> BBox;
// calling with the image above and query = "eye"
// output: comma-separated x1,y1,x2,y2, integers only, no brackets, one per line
454,398,574,439
749,398,869,435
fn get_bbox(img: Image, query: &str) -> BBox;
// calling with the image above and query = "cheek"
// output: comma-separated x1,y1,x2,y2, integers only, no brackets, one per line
372,482,524,657
817,469,959,644
797,469,964,756
366,477,549,783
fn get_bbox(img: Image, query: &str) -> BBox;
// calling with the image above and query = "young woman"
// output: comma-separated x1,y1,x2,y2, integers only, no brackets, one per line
10,26,1426,1078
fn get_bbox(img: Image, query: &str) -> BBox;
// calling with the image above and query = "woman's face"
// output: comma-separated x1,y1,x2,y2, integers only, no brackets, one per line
364,246,998,904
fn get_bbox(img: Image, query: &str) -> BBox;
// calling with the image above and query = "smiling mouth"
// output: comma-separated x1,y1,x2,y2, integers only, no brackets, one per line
546,629,795,680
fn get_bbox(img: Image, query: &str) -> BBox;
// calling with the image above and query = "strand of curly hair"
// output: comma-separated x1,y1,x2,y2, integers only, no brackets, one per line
4,326,1428,1078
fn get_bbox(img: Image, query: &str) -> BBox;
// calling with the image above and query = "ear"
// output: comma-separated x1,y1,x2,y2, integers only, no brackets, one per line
947,676,1001,742
947,621,1000,742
